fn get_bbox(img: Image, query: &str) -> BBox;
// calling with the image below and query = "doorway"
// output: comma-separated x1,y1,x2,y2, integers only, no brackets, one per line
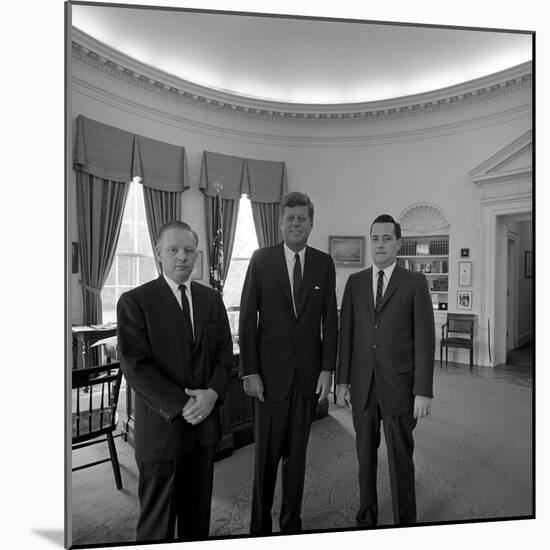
494,216,533,368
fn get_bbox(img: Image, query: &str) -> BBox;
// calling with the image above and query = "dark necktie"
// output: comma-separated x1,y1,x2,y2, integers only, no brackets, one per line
375,270,384,313
293,253,303,312
178,284,194,341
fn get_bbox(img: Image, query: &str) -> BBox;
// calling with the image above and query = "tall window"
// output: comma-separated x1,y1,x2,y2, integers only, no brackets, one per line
223,196,259,333
102,181,157,322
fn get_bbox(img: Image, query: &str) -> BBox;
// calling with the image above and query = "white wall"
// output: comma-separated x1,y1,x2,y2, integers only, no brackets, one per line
69,52,532,367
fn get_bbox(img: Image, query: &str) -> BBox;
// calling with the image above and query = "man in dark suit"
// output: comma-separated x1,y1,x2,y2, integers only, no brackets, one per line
117,220,233,542
336,214,435,526
239,191,338,535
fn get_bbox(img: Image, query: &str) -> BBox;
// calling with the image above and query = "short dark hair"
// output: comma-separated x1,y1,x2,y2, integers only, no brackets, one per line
370,214,401,240
280,191,314,222
157,220,199,246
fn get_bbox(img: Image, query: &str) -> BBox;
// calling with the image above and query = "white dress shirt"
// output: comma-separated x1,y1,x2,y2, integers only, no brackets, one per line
163,273,195,333
372,261,397,306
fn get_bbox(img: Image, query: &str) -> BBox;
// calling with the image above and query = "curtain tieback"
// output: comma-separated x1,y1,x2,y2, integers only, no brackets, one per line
80,282,102,296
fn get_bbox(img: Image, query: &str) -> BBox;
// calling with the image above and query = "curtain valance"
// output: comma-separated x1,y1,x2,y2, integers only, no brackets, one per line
245,158,287,203
199,151,246,199
73,115,188,191
199,150,287,202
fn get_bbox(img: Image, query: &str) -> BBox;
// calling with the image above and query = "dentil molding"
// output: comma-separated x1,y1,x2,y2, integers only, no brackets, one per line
72,28,532,127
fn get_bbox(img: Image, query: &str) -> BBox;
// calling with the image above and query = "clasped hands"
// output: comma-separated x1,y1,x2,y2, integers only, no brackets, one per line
181,387,218,425
243,371,333,402
336,383,432,419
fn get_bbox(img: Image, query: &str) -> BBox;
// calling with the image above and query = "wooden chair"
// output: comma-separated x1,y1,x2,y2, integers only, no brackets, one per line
72,362,123,490
440,314,475,370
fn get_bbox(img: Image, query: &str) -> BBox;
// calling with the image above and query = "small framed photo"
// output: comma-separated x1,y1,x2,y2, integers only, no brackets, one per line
191,250,203,280
460,248,470,258
458,261,472,286
329,236,365,267
416,243,430,256
457,290,472,310
524,251,533,279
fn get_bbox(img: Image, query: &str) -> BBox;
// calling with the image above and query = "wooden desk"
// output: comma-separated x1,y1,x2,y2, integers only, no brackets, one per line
121,345,329,460
72,324,117,369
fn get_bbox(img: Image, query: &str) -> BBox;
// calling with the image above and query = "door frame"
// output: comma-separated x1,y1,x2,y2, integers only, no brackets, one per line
479,195,531,366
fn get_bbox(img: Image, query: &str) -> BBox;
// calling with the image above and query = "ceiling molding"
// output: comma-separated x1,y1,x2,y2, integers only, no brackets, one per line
72,28,532,126
73,73,530,149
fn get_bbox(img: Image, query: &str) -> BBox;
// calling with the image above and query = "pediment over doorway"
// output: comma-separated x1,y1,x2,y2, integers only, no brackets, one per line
469,131,532,198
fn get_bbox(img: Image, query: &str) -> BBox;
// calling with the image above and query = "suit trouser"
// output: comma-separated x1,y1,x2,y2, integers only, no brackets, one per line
352,378,417,526
250,381,318,535
135,444,216,542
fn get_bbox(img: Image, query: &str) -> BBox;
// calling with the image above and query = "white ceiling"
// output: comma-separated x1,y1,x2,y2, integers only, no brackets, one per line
71,5,532,105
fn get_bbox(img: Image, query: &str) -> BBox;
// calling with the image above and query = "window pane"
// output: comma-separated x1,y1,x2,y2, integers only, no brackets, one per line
100,181,161,323
139,256,158,285
137,223,153,255
223,259,250,309
232,197,259,257
117,221,134,253
118,255,137,286
104,259,116,286
125,183,136,222
102,287,117,322
136,187,147,223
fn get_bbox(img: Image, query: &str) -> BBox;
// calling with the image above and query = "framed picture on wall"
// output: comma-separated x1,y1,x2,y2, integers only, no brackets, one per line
457,290,472,310
191,250,203,280
458,261,472,286
329,236,365,267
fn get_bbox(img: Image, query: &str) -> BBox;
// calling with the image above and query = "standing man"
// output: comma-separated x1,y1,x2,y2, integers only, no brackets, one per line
117,220,233,542
239,191,338,535
336,214,435,526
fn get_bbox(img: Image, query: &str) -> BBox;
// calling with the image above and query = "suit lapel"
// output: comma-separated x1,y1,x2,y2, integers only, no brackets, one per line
154,276,194,343
296,247,314,317
363,267,375,315
377,265,401,314
274,244,295,314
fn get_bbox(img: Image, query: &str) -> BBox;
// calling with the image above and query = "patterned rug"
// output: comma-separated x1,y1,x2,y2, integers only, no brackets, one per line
70,364,533,546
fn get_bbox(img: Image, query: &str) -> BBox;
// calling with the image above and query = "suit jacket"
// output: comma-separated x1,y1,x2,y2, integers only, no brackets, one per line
117,276,233,462
337,265,435,416
239,243,338,401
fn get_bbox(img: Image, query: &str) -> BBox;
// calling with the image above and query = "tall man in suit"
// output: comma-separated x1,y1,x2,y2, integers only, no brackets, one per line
117,220,233,542
239,191,338,535
336,214,435,526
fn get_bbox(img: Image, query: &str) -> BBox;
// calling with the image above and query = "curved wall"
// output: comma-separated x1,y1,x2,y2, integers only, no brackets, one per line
69,32,532,365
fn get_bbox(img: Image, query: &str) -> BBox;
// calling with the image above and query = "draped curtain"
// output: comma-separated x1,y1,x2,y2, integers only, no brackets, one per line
246,159,287,247
199,151,244,286
199,151,288,289
250,201,281,247
204,196,239,283
75,174,130,324
73,115,189,320
143,188,182,271
134,134,189,272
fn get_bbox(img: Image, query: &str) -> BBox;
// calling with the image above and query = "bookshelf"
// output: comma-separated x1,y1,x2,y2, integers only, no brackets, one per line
397,235,449,310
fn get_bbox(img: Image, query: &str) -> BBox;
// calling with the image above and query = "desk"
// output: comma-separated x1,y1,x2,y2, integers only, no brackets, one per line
96,339,328,460
72,324,117,369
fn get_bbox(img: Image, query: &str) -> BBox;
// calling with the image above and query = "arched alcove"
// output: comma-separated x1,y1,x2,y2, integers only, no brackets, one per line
397,203,450,236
